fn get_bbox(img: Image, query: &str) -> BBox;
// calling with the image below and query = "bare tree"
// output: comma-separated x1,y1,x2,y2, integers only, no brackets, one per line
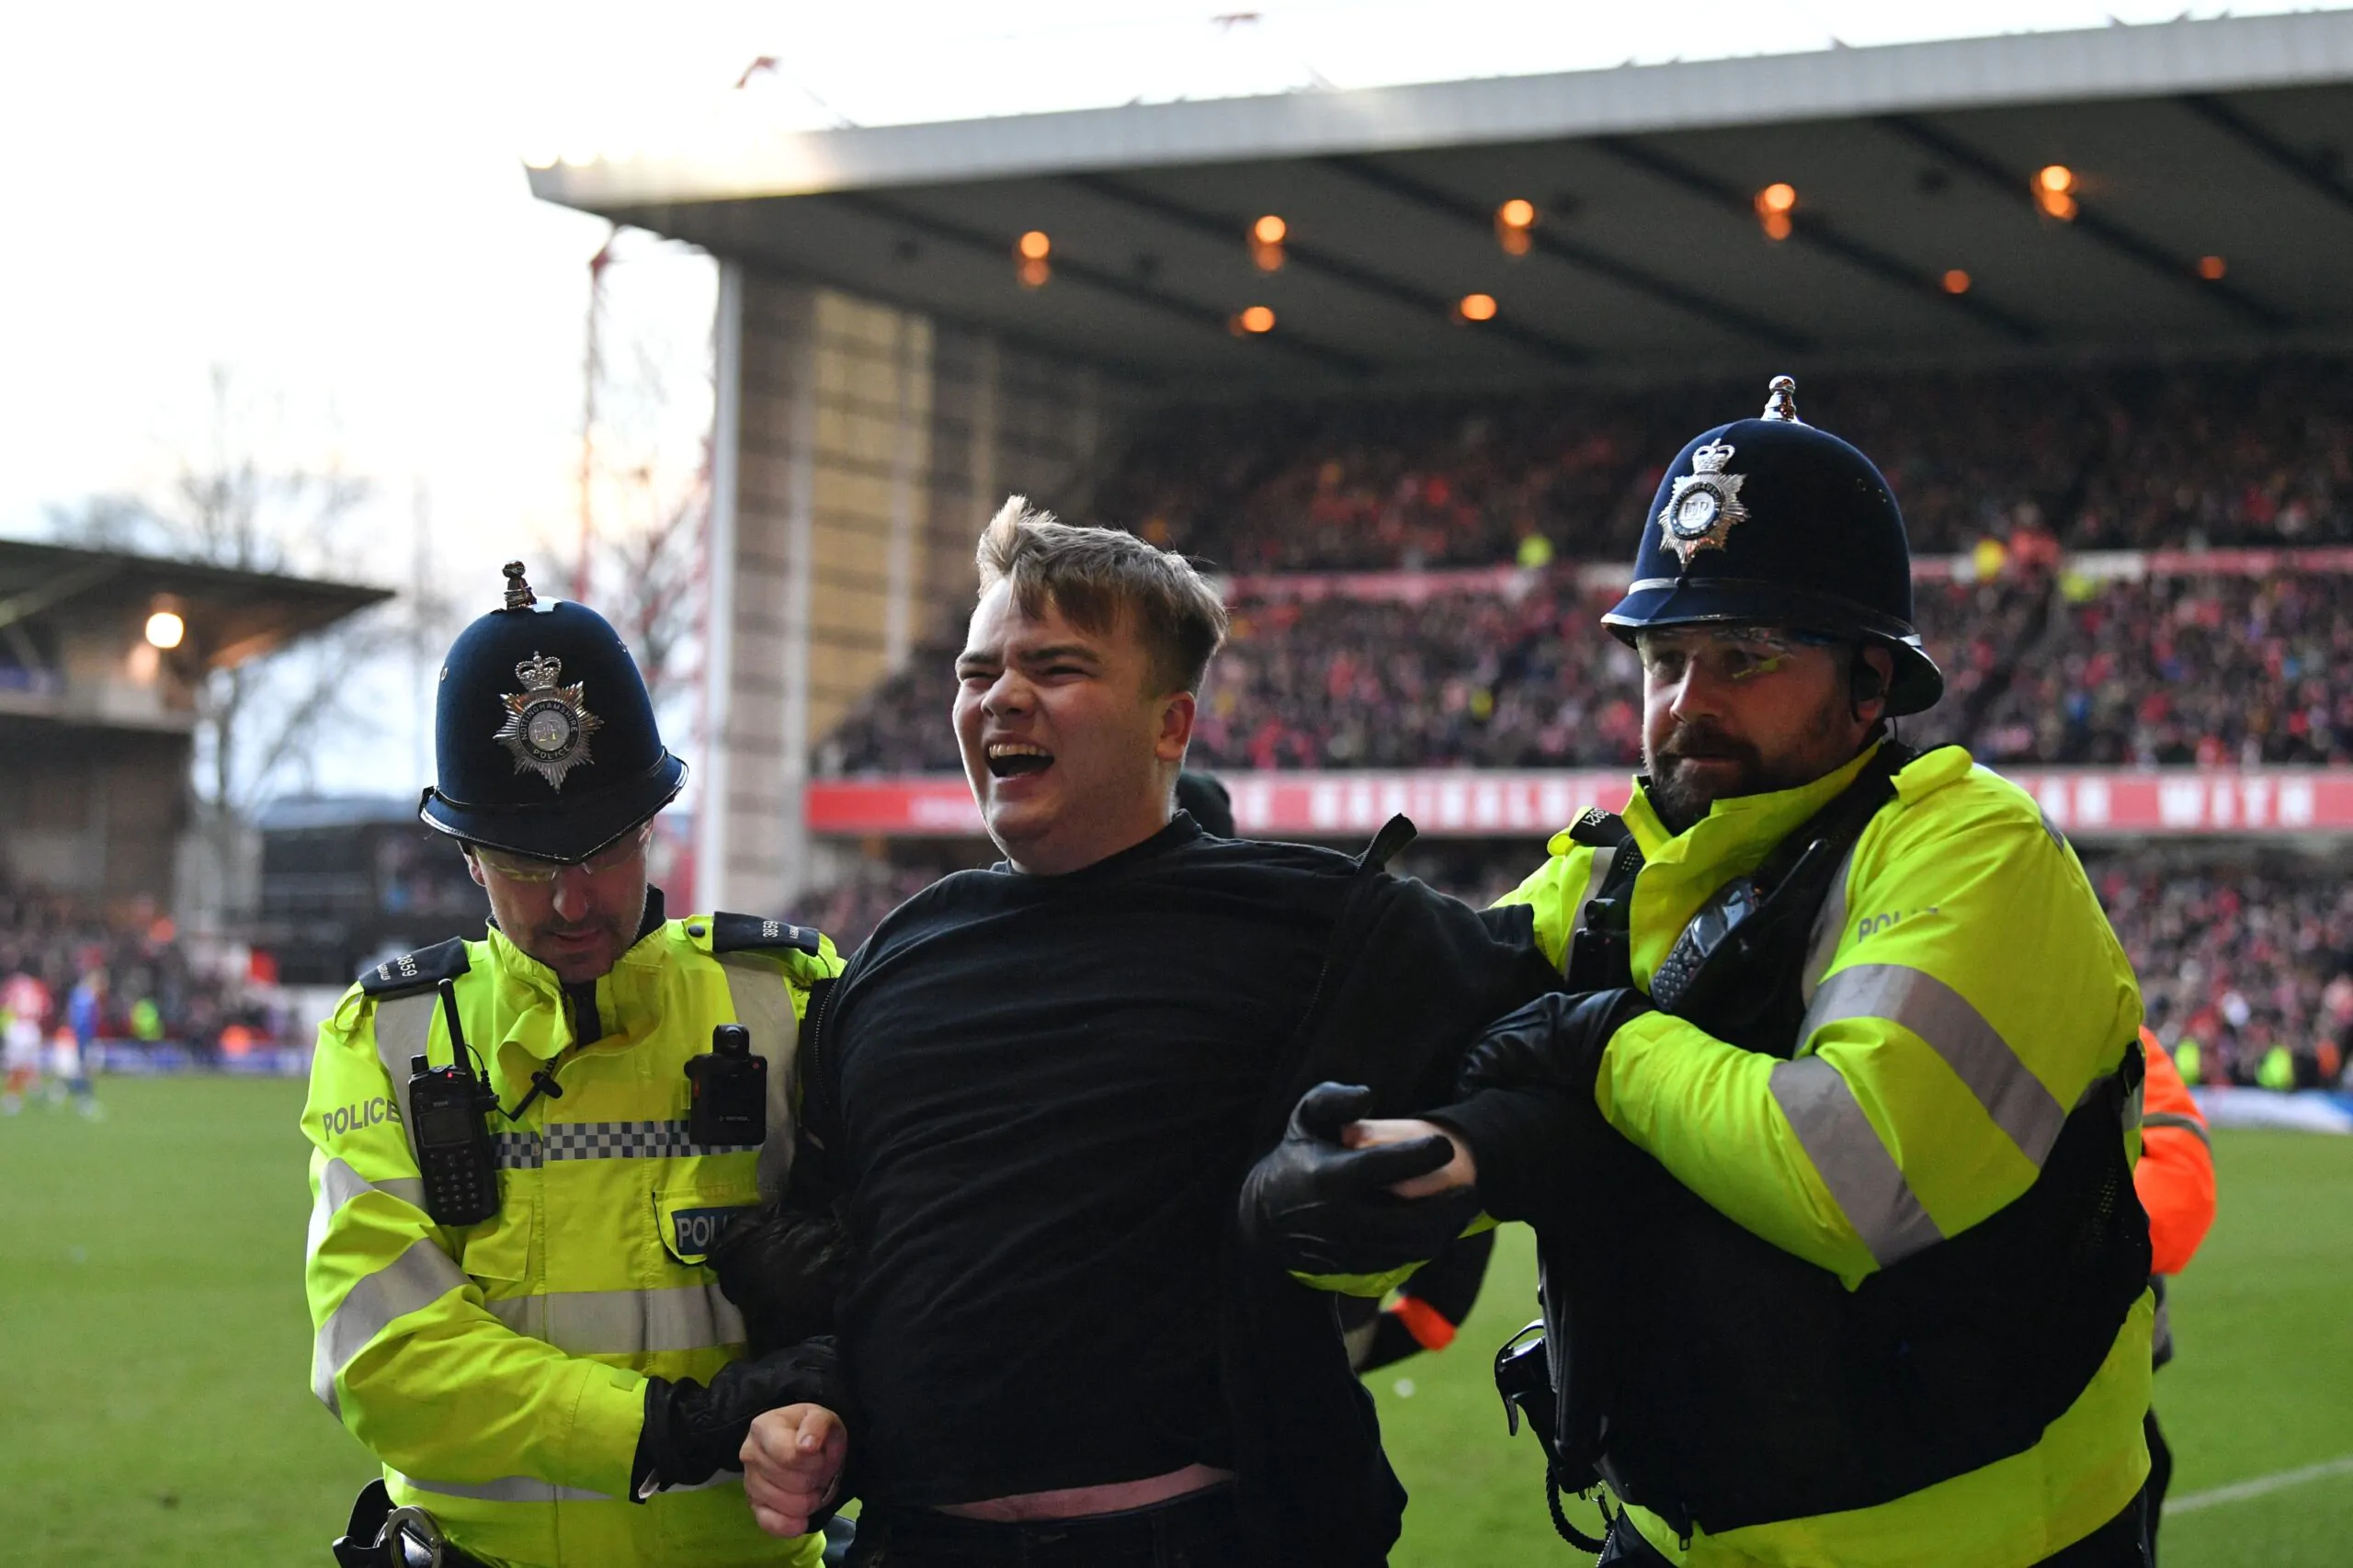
47,367,436,815
579,291,713,747
597,450,707,717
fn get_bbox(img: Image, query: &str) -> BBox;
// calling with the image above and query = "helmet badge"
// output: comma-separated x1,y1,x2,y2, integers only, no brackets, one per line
494,652,603,791
1658,439,1750,568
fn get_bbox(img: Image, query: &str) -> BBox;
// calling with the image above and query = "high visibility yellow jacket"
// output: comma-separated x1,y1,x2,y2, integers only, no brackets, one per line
1495,743,2152,1568
301,905,838,1568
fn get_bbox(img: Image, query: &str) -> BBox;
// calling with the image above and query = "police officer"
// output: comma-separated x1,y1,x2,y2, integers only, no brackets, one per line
301,564,844,1568
1250,380,2156,1566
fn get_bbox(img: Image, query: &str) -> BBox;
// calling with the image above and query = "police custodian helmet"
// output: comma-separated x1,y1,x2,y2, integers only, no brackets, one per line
1602,376,1944,716
419,563,686,861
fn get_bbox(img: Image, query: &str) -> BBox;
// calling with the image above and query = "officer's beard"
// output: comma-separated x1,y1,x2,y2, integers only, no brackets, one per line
1646,700,1859,835
514,884,650,986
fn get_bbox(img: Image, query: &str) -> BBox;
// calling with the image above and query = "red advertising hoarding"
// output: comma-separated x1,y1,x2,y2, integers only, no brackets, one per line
806,769,2353,840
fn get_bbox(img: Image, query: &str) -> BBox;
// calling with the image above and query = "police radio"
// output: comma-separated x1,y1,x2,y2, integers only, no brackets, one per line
406,980,502,1227
686,1023,767,1146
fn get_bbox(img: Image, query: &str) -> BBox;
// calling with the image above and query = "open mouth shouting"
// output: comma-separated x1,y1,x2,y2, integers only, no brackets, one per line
985,741,1055,778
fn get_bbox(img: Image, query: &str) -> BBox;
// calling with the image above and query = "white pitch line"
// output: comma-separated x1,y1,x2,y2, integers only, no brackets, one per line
2166,1453,2353,1516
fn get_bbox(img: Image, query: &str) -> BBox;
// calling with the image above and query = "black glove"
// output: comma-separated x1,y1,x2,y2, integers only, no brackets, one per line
631,1337,848,1500
710,1204,852,1356
1238,1081,1484,1278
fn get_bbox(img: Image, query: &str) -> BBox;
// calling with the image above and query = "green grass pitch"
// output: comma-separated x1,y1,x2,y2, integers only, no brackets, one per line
1,1077,2347,1565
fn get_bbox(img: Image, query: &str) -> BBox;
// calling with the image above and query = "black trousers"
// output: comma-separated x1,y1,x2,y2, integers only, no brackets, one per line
1597,1490,2151,1567
845,1486,1245,1568
2144,1409,2174,1565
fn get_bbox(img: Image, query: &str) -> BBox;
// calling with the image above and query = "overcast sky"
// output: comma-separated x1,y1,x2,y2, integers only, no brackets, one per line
0,0,2333,795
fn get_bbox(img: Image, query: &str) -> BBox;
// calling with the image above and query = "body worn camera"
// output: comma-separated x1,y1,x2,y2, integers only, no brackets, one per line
687,1023,767,1147
407,980,501,1227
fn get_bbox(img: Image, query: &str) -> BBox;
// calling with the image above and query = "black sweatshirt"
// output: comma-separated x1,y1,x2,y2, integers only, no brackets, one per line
796,813,1560,1561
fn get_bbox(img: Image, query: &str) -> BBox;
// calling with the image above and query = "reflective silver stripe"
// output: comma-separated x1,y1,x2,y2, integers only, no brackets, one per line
718,955,800,1198
313,1237,468,1417
2143,1109,2211,1147
396,1471,614,1505
308,1157,427,1260
1798,842,1859,1006
394,1468,736,1504
1804,963,2068,1166
1768,1055,1944,1267
483,1283,747,1354
372,993,439,1134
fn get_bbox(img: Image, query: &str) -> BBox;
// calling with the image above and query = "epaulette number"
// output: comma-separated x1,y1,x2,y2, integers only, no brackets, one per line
709,913,823,957
358,937,472,997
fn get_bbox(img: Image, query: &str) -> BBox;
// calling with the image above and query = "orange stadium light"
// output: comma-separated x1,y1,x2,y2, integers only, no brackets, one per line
1233,305,1277,335
1457,292,1498,323
2035,165,2078,221
1755,183,1796,242
2198,255,2227,280
1017,230,1051,260
1250,214,1287,272
1495,199,1536,254
1942,268,1972,295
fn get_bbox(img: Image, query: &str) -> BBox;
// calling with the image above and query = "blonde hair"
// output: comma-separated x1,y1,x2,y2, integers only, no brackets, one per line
976,495,1229,694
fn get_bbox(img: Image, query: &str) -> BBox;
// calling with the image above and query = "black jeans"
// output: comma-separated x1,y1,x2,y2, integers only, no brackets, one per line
1597,1491,2151,1567
846,1486,1245,1568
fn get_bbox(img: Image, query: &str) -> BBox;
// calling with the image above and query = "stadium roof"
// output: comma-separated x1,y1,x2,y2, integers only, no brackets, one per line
0,540,392,668
535,10,2353,397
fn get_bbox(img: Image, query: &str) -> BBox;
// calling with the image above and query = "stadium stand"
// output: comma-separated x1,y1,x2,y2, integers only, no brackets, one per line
2092,853,2353,1090
823,357,2353,775
817,562,2353,775
1094,357,2353,572
1974,569,2353,766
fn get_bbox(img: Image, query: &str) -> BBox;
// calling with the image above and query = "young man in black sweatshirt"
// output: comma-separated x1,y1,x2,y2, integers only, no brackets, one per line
735,497,1555,1568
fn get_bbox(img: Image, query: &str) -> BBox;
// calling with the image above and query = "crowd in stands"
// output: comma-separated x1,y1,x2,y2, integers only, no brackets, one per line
824,354,2353,777
0,887,267,1061
821,562,2353,776
1973,571,2353,767
1092,354,2353,571
2090,856,2350,1089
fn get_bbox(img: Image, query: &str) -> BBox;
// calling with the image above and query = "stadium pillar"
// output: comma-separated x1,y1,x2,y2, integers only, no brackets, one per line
699,264,816,915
